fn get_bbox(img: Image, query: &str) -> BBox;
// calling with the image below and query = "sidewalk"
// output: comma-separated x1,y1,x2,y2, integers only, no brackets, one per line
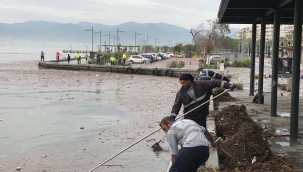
219,91,303,170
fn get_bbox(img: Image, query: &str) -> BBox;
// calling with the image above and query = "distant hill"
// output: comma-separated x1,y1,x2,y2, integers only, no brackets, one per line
0,21,193,46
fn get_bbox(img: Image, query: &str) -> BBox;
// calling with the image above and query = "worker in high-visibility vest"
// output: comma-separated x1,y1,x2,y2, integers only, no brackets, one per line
75,52,82,64
122,53,127,66
110,56,116,65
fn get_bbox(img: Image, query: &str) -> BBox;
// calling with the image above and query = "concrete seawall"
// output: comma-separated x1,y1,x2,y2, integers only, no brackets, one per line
38,61,198,78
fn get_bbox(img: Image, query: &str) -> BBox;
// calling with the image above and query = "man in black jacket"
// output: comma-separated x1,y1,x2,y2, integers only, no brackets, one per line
170,74,236,132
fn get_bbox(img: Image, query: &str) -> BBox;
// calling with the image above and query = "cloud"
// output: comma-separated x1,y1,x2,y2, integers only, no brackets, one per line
0,0,223,29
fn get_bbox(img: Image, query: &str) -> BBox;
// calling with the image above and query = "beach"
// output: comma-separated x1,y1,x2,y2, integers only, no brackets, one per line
0,60,178,172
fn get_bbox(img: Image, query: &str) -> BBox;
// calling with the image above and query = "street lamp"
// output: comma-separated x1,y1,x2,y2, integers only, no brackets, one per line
147,35,151,46
95,30,102,51
135,32,140,48
85,27,94,53
117,29,124,46
105,33,110,51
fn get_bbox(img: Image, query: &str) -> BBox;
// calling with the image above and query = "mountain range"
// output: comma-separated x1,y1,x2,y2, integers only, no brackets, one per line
0,21,238,46
0,21,195,46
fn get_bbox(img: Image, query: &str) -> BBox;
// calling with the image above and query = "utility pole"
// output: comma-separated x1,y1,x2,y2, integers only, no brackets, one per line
113,35,116,52
85,27,94,53
95,30,102,51
147,35,151,46
105,33,110,51
117,29,124,46
135,32,140,51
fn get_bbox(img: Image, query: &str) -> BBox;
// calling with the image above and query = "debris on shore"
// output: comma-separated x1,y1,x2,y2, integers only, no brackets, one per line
215,105,298,172
212,88,237,102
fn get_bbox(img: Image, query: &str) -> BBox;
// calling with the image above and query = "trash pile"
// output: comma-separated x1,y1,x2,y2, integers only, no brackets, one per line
212,88,236,102
215,105,297,172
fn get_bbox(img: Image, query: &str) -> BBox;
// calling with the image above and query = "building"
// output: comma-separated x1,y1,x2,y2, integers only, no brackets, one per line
236,24,294,41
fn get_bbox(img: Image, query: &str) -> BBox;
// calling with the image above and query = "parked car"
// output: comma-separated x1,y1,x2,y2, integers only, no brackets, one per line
165,52,174,58
156,56,162,60
209,55,223,64
129,55,151,64
141,54,154,62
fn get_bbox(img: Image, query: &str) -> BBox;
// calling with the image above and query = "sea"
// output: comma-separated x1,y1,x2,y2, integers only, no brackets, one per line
0,41,128,161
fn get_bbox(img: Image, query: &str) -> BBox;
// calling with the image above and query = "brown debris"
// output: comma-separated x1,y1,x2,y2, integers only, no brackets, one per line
212,88,236,102
215,105,298,172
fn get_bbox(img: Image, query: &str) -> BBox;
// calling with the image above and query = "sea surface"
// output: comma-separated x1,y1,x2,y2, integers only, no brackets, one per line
0,42,128,161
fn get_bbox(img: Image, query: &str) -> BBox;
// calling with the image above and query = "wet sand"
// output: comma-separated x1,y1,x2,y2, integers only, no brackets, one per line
0,61,180,172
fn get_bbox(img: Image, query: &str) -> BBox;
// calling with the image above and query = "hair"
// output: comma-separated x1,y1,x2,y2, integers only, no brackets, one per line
159,116,174,127
179,74,194,82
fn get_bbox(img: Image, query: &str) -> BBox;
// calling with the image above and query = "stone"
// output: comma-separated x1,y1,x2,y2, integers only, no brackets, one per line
16,167,21,170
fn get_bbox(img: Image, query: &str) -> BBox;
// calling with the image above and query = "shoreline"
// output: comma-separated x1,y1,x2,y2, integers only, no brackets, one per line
0,60,175,172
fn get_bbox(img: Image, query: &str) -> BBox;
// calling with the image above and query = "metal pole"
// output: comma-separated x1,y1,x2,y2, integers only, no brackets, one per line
271,9,280,117
92,27,93,53
290,0,303,138
88,89,232,172
258,18,266,104
249,23,256,96
114,35,116,52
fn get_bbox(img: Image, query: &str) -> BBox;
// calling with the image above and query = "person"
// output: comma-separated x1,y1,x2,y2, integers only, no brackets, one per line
85,53,89,61
170,74,236,135
196,67,231,115
56,52,61,63
67,54,71,63
75,52,81,64
196,67,230,82
122,53,127,66
96,53,100,64
110,55,116,65
160,116,212,172
41,51,44,62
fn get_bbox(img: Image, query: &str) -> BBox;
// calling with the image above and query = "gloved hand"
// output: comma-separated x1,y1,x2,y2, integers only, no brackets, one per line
229,84,237,91
169,115,176,120
211,140,217,147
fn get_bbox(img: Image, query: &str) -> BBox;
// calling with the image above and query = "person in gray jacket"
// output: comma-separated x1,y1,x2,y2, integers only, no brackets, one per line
160,116,212,172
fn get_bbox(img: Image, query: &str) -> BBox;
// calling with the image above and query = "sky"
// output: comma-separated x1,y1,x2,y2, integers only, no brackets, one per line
0,0,245,29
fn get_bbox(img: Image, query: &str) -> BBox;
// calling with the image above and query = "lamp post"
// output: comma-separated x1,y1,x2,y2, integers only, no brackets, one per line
95,30,102,51
147,35,151,46
117,29,124,46
85,27,94,53
105,33,110,51
135,32,140,51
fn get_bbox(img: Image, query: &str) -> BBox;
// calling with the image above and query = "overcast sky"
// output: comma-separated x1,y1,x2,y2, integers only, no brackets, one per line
0,0,244,29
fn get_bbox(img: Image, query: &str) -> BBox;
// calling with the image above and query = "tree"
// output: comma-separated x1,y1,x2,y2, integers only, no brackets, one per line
190,18,231,65
174,43,184,54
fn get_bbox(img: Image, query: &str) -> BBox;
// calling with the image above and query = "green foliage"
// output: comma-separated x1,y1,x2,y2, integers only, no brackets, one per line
174,43,184,53
183,44,196,52
229,58,251,67
177,61,185,68
169,61,177,68
88,58,106,65
199,63,217,69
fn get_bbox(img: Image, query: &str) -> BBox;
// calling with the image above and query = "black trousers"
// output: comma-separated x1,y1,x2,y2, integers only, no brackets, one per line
123,59,126,65
97,59,100,64
111,62,114,65
169,146,209,172
77,58,81,64
190,116,207,129
41,56,44,62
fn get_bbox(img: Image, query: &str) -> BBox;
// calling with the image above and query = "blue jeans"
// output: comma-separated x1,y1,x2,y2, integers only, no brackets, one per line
169,146,209,172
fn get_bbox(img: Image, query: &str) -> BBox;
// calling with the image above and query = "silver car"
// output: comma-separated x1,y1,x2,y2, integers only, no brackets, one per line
129,55,151,64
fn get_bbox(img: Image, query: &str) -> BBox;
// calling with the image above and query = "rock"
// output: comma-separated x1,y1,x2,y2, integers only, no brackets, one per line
99,137,101,139
16,167,21,170
0,119,2,121
80,126,84,129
